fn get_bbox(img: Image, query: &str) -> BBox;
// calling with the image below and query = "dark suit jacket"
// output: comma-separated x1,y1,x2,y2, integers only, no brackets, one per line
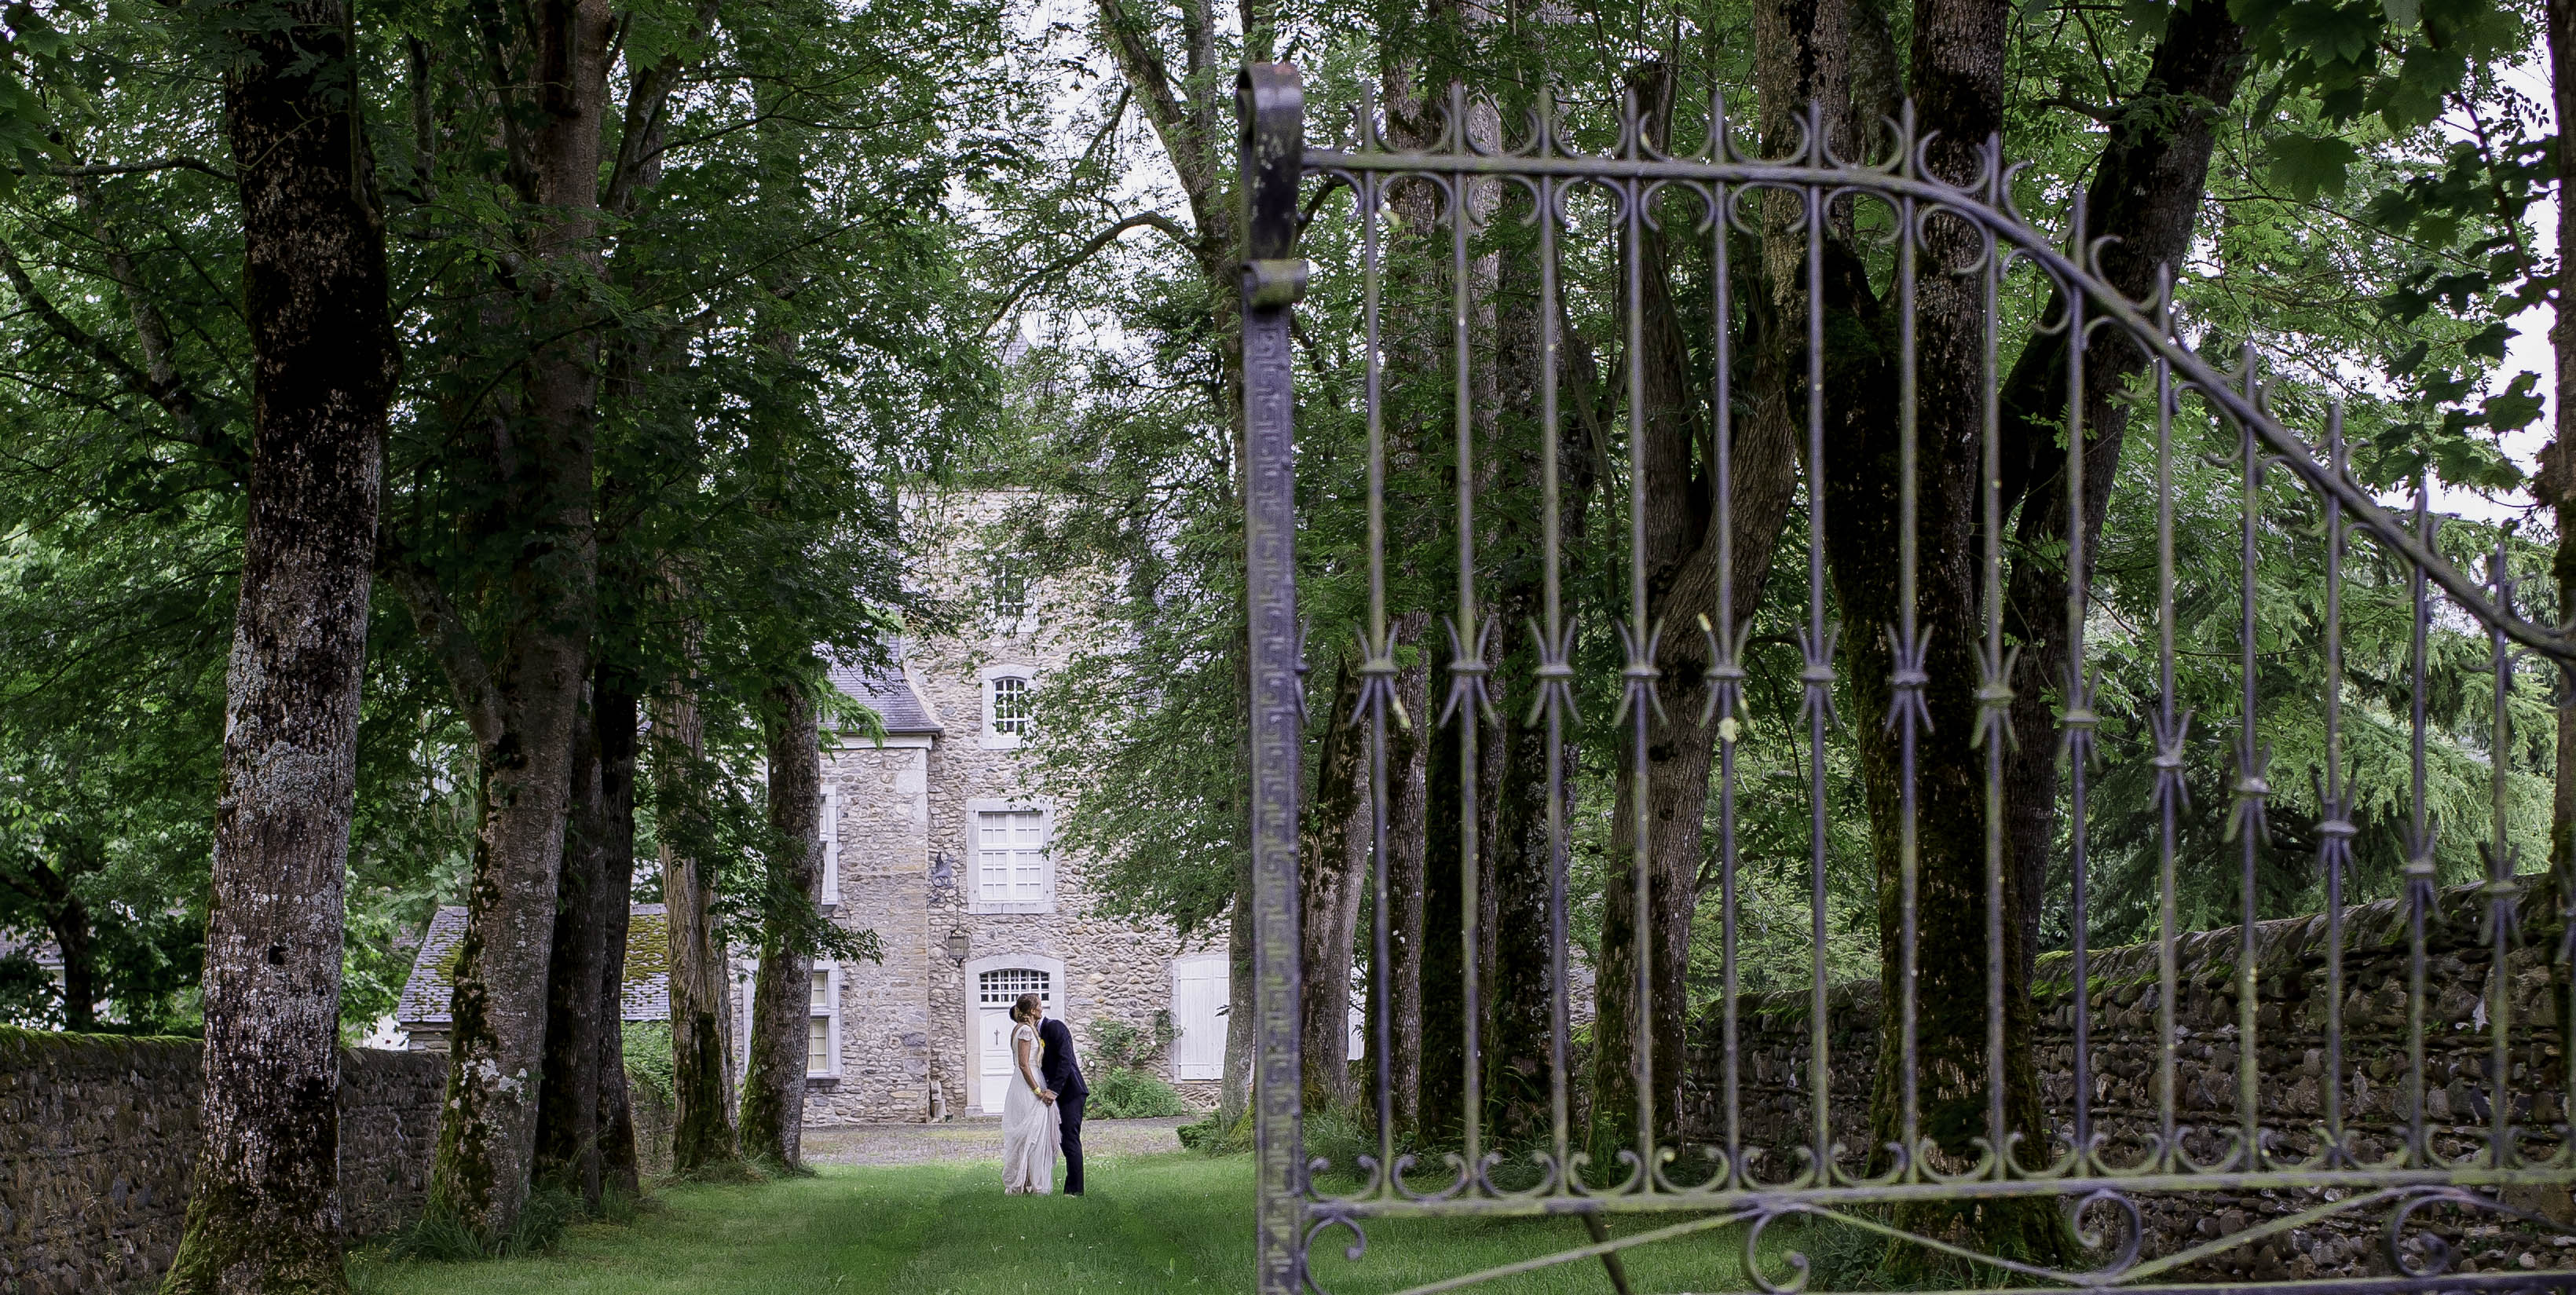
1037,1016,1089,1098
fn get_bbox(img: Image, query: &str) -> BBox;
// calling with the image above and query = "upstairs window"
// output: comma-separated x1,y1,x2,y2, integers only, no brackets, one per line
969,803,1052,913
982,668,1035,748
990,558,1030,625
992,676,1030,735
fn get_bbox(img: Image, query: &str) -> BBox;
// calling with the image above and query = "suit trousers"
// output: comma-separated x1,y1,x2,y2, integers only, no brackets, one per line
1056,1091,1086,1194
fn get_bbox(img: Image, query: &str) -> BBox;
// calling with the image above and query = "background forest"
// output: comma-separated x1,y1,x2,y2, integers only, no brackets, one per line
0,0,2569,1275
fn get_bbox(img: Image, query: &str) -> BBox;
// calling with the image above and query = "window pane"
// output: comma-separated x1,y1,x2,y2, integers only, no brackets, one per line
978,968,1052,1003
990,558,1028,621
992,677,1030,734
808,1014,831,1074
810,970,830,1011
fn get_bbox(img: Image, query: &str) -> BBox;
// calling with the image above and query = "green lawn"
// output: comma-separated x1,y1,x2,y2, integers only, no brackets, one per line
349,1153,1776,1294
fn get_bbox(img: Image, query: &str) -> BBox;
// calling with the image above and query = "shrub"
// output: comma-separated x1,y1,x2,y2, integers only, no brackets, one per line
1087,1065,1193,1118
622,1020,674,1107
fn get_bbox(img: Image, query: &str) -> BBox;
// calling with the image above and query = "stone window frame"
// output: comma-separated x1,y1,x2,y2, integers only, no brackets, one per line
979,664,1036,749
965,797,1053,914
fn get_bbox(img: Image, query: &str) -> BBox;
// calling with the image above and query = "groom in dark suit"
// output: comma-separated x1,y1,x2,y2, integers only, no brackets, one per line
1037,1009,1089,1194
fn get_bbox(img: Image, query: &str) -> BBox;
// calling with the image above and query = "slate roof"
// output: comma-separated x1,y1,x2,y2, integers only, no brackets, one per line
825,661,942,736
397,904,671,1028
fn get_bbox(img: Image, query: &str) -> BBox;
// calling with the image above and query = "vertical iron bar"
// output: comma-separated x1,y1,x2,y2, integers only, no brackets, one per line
2409,485,2435,1168
1712,159,1743,1192
1363,162,1397,1197
2487,539,2515,1169
1802,171,1833,1184
1238,63,1305,1295
2062,214,2095,1172
1980,174,2008,1180
1539,159,1572,1191
2234,347,2263,1172
1624,137,1657,1191
2152,271,2180,1171
1894,186,1922,1180
2321,408,2348,1168
1451,112,1486,1187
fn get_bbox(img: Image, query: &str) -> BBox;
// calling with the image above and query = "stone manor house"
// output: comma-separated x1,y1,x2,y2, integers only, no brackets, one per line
402,492,1230,1122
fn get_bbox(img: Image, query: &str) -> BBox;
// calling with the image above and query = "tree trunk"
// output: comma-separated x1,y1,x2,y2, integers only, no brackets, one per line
1301,653,1370,1112
164,0,397,1283
1483,241,1595,1154
1587,60,1805,1176
534,693,609,1208
1990,0,2245,988
2544,0,2576,883
27,862,99,1033
741,683,825,1168
423,0,613,1242
1365,610,1433,1136
594,678,642,1199
658,680,741,1172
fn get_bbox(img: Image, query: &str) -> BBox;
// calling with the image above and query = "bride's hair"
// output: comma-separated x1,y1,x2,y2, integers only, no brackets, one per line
1011,993,1042,1022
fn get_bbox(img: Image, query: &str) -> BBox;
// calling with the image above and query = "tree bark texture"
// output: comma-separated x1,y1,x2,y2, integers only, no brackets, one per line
1301,654,1370,1111
1482,236,1597,1153
658,681,741,1171
165,2,398,1286
1587,60,1806,1176
2545,0,2576,882
533,694,609,1207
420,0,613,1242
1991,0,2246,986
1369,609,1433,1135
741,684,825,1168
593,679,642,1199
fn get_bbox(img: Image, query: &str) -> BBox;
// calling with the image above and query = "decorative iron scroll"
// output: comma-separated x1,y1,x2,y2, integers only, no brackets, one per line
1235,60,2576,1295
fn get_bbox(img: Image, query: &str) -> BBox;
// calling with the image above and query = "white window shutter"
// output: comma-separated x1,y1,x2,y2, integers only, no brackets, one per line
820,785,840,907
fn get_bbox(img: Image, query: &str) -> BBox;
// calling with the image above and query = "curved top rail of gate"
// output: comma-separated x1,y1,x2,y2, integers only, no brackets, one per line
1232,60,2576,1295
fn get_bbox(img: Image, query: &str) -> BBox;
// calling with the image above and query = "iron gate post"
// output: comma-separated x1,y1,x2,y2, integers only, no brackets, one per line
1238,60,1307,1295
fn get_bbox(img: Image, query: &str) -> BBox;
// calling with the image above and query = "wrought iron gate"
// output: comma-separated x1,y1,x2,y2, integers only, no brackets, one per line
1236,60,2576,1294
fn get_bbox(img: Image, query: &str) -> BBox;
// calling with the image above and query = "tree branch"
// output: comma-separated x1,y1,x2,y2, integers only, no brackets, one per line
37,156,236,182
983,210,1196,331
605,0,722,217
375,539,507,751
0,235,212,449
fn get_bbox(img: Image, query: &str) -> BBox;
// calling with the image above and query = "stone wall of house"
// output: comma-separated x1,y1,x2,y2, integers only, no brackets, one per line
1681,880,2573,1282
809,740,937,1124
0,1030,444,1295
887,492,1213,1120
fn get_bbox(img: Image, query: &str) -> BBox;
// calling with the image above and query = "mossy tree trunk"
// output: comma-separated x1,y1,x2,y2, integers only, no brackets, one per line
534,694,611,1207
2542,0,2576,882
657,675,741,1172
741,682,825,1168
164,1,398,1286
595,676,643,1198
1301,653,1368,1114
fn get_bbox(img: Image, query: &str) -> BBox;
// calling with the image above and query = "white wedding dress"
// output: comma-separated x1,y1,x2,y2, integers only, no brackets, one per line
1001,1021,1059,1194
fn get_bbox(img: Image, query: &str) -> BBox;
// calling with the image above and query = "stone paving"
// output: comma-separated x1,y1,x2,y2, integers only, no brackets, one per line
800,1115,1191,1165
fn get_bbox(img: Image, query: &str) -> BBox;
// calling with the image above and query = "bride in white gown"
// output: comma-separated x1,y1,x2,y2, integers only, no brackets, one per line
1001,993,1059,1194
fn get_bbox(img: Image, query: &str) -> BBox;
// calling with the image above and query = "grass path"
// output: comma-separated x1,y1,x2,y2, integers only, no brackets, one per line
349,1152,1775,1295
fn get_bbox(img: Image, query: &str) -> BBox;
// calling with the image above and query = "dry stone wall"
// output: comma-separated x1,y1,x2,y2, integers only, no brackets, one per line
1682,880,2574,1282
0,1030,444,1295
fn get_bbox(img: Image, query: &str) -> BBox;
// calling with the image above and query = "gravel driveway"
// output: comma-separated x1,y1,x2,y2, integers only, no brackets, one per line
800,1115,1192,1166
